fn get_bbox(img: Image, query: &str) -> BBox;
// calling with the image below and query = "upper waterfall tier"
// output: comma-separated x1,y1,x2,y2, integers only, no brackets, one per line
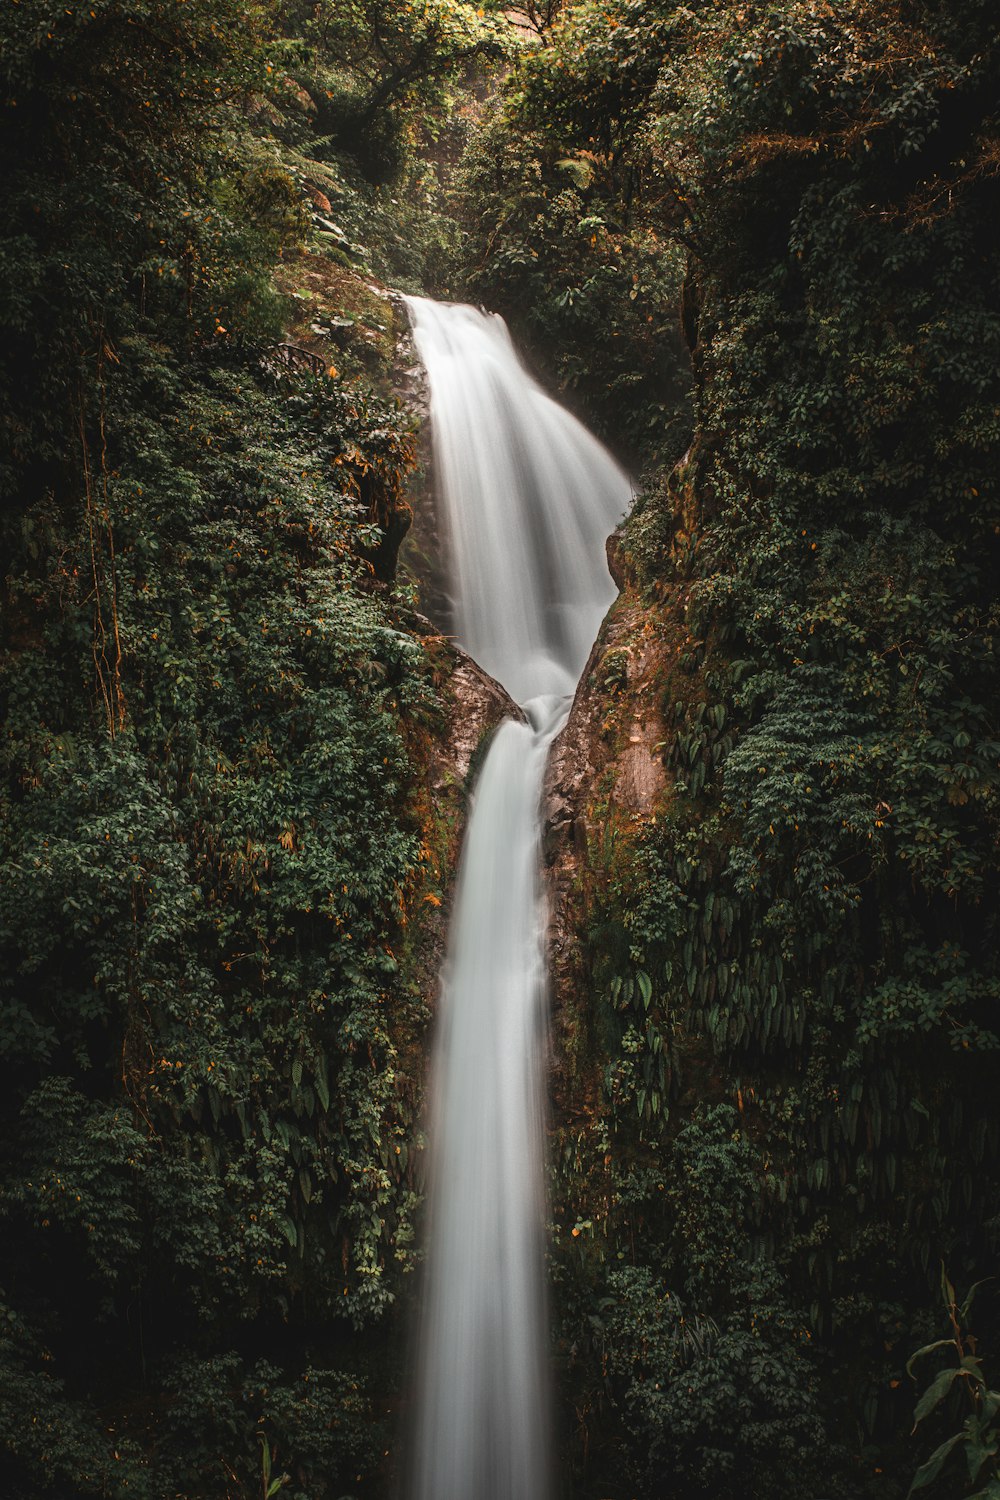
405,296,634,706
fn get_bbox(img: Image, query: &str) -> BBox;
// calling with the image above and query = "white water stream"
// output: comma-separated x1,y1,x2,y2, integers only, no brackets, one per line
405,297,632,1500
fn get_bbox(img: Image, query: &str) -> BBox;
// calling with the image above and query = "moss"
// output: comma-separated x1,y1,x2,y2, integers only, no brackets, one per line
273,250,403,390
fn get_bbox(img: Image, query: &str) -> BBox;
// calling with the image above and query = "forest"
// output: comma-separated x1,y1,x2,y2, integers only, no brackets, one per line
0,1,998,1497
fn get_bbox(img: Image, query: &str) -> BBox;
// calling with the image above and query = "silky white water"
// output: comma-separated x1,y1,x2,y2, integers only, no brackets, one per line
406,296,632,1500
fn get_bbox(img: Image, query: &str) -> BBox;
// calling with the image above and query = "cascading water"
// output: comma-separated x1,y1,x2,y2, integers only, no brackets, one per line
405,296,633,1500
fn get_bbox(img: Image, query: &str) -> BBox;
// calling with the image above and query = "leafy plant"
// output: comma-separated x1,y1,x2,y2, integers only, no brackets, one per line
258,1433,291,1498
908,1271,999,1498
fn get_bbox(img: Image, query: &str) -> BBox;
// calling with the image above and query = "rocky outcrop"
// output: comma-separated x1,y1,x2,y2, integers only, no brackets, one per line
423,625,525,795
543,574,673,1113
271,251,418,582
401,621,524,1021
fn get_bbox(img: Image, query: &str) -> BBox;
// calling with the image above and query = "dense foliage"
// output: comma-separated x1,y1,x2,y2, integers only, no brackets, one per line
455,1,693,461
458,2,1000,1496
0,2,467,1495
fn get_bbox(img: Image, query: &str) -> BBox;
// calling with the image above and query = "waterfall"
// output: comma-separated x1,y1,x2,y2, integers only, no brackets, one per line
405,296,633,1500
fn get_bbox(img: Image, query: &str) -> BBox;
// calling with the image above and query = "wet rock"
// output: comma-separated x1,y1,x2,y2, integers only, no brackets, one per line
543,589,671,1110
445,645,526,784
314,215,349,241
606,530,628,590
401,623,524,1020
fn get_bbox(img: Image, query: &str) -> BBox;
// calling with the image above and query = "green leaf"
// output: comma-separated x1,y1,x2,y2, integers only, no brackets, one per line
908,1431,964,1493
966,1434,999,1484
907,1339,957,1379
913,1366,964,1428
960,1354,986,1386
315,1067,330,1111
942,1264,957,1309
556,157,594,188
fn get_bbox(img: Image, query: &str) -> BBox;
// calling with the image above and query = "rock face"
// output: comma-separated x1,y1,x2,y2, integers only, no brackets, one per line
543,570,672,1113
442,642,525,784
401,620,524,1022
422,625,525,795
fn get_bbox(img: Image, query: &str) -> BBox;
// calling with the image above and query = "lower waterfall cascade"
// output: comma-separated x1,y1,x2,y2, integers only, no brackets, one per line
405,295,633,1500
